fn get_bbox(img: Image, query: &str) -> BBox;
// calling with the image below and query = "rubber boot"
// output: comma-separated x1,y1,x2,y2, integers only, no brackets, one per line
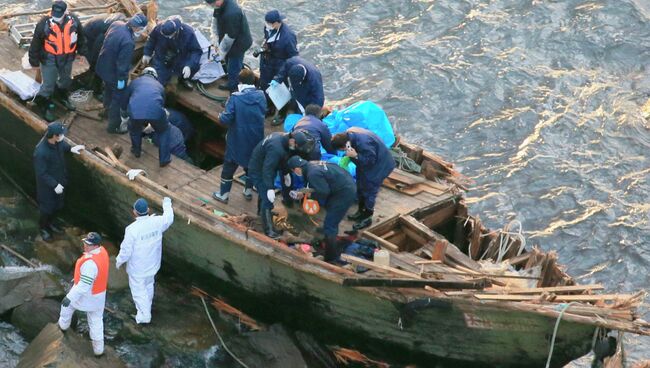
347,200,366,221
261,209,280,239
352,209,374,231
323,235,341,263
91,339,104,356
43,100,57,122
243,187,253,201
212,191,229,204
55,87,76,111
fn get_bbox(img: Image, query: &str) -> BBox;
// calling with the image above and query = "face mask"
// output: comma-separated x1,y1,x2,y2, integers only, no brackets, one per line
56,134,65,142
51,15,64,23
265,23,274,31
133,29,144,38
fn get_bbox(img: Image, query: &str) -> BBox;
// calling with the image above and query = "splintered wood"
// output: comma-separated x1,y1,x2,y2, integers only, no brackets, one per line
331,347,389,368
191,286,261,331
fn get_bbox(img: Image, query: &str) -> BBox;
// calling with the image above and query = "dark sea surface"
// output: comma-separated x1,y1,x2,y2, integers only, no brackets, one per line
0,0,648,366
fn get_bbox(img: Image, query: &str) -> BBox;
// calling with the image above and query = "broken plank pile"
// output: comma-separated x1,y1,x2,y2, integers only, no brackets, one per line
382,168,452,196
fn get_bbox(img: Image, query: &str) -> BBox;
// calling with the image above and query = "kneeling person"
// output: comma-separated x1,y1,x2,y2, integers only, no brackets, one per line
287,156,356,262
58,232,109,356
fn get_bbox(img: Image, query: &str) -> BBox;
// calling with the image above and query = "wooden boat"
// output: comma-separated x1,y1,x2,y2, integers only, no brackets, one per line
0,1,647,366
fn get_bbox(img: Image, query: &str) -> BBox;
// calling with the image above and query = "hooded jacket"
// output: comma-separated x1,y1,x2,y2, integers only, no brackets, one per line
33,137,71,214
144,18,202,71
292,115,335,159
219,87,267,167
274,56,324,108
346,127,395,185
122,75,166,126
212,0,252,57
248,133,291,189
96,21,135,84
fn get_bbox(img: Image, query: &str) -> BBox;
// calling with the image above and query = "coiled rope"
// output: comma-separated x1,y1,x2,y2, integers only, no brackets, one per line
199,295,250,368
390,146,421,173
69,89,93,103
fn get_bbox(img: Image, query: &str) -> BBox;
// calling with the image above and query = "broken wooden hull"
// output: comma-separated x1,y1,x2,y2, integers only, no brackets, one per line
0,103,595,367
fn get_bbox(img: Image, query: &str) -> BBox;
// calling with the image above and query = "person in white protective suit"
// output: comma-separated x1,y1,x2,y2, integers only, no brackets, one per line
116,197,174,324
58,231,110,356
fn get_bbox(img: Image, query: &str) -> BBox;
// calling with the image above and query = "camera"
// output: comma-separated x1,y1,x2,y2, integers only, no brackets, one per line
253,45,269,58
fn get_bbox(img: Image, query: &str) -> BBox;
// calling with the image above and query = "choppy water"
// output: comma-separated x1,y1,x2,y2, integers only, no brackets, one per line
2,0,649,365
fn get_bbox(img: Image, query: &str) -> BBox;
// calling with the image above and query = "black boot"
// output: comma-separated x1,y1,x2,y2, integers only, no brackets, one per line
323,235,341,263
179,79,194,90
43,99,57,122
347,200,366,221
261,209,280,239
54,87,76,111
352,209,374,231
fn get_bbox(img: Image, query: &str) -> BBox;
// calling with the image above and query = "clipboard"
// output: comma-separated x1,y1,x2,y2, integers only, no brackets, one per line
265,82,291,110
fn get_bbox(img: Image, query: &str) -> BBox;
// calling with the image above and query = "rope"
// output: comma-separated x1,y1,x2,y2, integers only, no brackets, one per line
390,147,421,173
546,302,576,368
196,82,228,102
199,295,250,368
480,220,526,262
69,89,93,103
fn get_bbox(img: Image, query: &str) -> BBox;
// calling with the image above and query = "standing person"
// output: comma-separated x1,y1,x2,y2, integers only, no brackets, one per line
96,13,148,134
269,56,324,113
287,157,356,262
58,232,109,356
116,197,174,325
291,104,335,160
206,0,252,92
122,67,172,167
142,16,202,89
257,10,298,93
33,122,84,241
331,127,395,230
247,131,313,238
28,1,84,122
78,13,126,96
212,69,266,204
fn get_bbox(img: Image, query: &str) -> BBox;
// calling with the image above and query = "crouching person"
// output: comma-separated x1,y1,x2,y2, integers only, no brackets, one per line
58,232,109,356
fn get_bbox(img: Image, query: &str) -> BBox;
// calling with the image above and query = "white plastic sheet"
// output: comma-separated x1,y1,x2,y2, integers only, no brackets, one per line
192,60,225,84
0,70,40,100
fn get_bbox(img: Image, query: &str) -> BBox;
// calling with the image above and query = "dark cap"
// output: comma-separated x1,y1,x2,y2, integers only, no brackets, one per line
161,19,177,37
47,121,66,136
291,130,310,147
287,155,307,170
265,10,285,24
128,13,148,29
51,1,67,18
288,64,307,85
133,198,149,216
82,232,102,245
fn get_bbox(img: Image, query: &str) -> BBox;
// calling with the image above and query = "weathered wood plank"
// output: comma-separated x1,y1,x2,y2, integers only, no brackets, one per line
341,254,420,279
487,284,604,295
342,277,489,290
361,231,400,252
473,294,632,302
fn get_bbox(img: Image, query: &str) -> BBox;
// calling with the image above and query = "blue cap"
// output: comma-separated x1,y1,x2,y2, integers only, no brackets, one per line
47,121,66,136
265,10,285,24
287,155,307,169
128,13,147,29
51,1,67,18
82,232,102,245
288,64,307,85
160,19,177,37
133,198,149,216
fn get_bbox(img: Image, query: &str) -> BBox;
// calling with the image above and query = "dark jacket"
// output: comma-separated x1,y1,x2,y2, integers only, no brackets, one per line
82,13,125,67
122,75,166,128
293,115,335,159
213,0,252,57
167,108,194,141
96,21,135,84
248,133,290,189
347,127,395,185
153,123,187,157
144,18,202,71
303,161,355,206
274,56,324,108
261,22,298,70
29,14,84,66
219,87,266,167
33,137,71,213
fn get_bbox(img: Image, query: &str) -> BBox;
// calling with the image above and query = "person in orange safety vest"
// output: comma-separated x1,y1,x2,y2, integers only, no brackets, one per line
58,232,109,356
28,1,84,122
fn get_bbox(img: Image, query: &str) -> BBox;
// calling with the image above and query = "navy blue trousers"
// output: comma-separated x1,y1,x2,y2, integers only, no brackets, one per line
323,192,356,236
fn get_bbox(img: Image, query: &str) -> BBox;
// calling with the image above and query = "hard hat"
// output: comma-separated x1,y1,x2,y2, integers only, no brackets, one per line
302,198,320,215
142,67,158,79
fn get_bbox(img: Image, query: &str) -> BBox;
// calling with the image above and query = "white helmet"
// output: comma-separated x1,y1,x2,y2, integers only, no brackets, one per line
142,67,158,79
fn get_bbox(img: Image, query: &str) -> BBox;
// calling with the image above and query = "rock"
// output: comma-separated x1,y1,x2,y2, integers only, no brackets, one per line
17,323,125,368
11,298,63,340
230,324,308,368
107,256,129,291
0,267,64,314
34,238,80,273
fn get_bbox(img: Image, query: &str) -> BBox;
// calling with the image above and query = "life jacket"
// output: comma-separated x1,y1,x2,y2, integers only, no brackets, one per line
73,246,109,295
43,15,79,56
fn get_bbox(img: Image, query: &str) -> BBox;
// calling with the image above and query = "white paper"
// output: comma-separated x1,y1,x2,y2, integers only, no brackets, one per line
21,52,32,70
0,70,40,100
266,83,291,110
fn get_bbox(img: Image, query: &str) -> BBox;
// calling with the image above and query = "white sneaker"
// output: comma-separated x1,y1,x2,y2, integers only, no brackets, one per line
92,340,104,356
212,191,229,204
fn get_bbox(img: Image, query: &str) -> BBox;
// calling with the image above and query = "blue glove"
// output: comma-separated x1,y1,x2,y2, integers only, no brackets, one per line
117,80,125,90
270,80,279,88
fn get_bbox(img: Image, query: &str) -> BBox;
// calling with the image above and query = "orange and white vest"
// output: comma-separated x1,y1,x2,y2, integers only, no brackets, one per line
43,15,79,56
73,246,109,294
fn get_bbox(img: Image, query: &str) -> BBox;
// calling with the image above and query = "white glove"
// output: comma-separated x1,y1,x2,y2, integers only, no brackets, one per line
266,189,275,203
142,55,151,65
163,197,172,206
289,190,303,200
54,184,64,194
283,174,292,187
70,145,84,155
126,169,145,181
115,261,123,270
142,124,154,134
70,32,77,44
182,66,191,79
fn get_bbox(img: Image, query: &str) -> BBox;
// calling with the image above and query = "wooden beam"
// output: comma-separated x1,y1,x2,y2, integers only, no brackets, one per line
340,254,421,279
493,284,605,295
399,215,438,240
361,231,399,252
473,294,633,302
420,203,457,229
0,2,118,20
342,277,490,290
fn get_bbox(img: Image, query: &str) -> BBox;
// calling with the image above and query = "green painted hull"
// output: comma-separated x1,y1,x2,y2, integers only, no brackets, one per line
0,107,594,367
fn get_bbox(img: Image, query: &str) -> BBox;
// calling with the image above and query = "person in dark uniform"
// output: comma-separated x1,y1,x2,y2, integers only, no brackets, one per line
331,127,395,230
257,10,298,93
165,108,194,142
28,1,84,121
247,131,313,238
269,56,324,113
149,123,193,164
212,69,266,204
33,122,85,241
206,0,252,92
121,67,171,167
96,13,148,134
142,16,202,89
291,104,335,160
287,156,356,262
